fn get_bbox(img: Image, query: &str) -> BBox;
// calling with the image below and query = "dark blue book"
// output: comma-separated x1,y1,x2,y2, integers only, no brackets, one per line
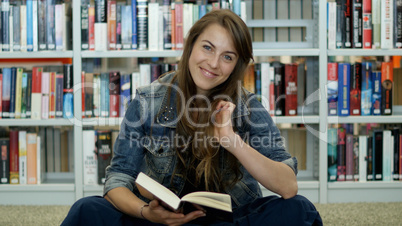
9,67,17,118
371,71,381,115
120,74,131,117
254,63,262,101
100,72,109,117
337,63,350,116
361,62,372,115
1,0,10,51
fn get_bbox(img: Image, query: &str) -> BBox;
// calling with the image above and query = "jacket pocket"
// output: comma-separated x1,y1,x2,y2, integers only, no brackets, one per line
143,136,175,174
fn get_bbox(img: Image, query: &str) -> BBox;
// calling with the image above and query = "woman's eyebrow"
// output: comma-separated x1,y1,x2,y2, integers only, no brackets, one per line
201,40,237,56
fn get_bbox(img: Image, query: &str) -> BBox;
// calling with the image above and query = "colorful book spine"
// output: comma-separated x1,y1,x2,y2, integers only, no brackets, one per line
338,63,350,116
12,5,21,51
328,128,338,181
88,6,95,50
55,3,65,51
9,130,19,184
381,62,393,115
174,1,183,50
373,130,383,180
95,0,107,51
362,0,372,48
2,68,11,118
15,68,23,119
109,71,120,117
25,72,32,118
49,72,56,118
93,73,101,117
81,2,89,50
18,131,27,185
26,133,38,184
96,130,112,184
352,0,362,48
381,0,394,49
395,0,402,48
371,71,381,115
115,3,122,50
120,73,131,117
63,64,74,118
107,0,117,50
391,128,400,180
328,62,338,116
41,72,50,119
27,0,34,51
100,72,109,117
361,62,372,115
1,0,10,51
345,134,354,181
137,0,148,50
273,62,284,116
131,0,137,49
83,130,97,185
33,0,38,51
121,5,132,50
9,67,17,118
84,73,94,118
163,0,172,50
38,0,47,50
0,138,10,184
337,127,346,181
21,73,28,118
372,0,381,48
31,67,43,119
46,0,56,50
284,63,298,116
350,63,361,115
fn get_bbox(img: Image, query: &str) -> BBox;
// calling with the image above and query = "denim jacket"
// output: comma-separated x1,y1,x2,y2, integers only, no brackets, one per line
103,72,297,209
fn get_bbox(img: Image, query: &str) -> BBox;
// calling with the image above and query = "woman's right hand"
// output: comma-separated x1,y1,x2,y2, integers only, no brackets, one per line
142,199,206,226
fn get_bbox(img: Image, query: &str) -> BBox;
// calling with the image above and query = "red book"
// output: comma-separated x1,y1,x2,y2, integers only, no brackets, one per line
337,127,346,181
350,63,361,115
381,61,393,115
284,63,298,116
31,67,43,119
88,6,95,50
175,2,183,50
269,67,275,116
49,72,56,118
0,74,2,119
362,0,372,48
171,4,176,50
9,130,19,184
107,0,117,50
109,71,120,117
327,62,338,116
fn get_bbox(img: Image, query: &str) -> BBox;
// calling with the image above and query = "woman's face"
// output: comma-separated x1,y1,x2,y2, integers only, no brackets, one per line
189,23,238,95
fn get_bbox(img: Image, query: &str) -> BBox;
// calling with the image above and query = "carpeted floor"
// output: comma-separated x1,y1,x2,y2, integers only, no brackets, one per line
0,202,402,225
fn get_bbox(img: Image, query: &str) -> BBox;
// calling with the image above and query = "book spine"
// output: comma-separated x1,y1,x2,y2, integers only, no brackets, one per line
96,131,112,184
382,130,392,181
254,63,261,100
63,64,74,118
150,63,161,82
361,62,372,115
81,71,85,118
353,136,359,181
1,0,10,51
358,135,367,182
260,62,270,111
284,63,298,116
345,134,354,181
41,72,50,119
119,73,131,117
163,0,172,50
131,72,140,100
15,68,23,119
95,0,107,51
273,62,285,116
83,130,97,185
115,3,122,50
55,73,64,118
381,0,394,49
84,73,94,117
328,62,338,116
344,0,352,48
336,1,344,48
88,6,95,50
54,3,64,51
46,0,56,50
131,0,137,49
338,63,351,116
367,136,374,180
399,134,402,180
395,0,402,48
107,0,116,50
33,0,38,51
109,71,120,117
9,130,19,184
0,139,10,184
171,2,176,50
18,131,27,185
100,72,109,117
27,133,37,184
9,67,17,118
373,130,383,180
352,0,362,48
381,62,393,115
21,73,28,118
362,0,372,48
38,0,47,50
0,74,2,118
12,5,20,51
121,5,132,50
174,1,183,50
27,0,34,51
48,72,56,118
148,2,159,51
337,127,346,181
137,0,148,50
2,68,11,118
350,63,361,115
371,71,382,115
328,128,338,181
391,129,400,180
81,3,89,50
139,64,151,86
328,2,337,50
31,67,42,119
93,73,100,117
372,0,381,48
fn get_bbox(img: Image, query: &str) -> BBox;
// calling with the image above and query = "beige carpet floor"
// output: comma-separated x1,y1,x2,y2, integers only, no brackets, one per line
0,202,402,225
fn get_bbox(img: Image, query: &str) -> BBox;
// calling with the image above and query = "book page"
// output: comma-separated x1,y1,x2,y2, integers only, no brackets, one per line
181,191,232,212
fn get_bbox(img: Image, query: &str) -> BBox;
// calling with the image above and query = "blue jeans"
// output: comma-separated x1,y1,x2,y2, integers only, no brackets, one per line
61,195,322,226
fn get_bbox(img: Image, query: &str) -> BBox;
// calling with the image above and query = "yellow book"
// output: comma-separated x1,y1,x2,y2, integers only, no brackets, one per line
15,68,24,119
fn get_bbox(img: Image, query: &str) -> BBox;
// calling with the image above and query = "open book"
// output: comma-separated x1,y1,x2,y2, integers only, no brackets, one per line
135,172,233,223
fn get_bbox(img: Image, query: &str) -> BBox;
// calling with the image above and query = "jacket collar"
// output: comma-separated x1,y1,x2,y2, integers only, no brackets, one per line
156,74,250,128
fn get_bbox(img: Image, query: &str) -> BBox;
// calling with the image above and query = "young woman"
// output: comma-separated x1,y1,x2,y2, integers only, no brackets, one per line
62,9,322,225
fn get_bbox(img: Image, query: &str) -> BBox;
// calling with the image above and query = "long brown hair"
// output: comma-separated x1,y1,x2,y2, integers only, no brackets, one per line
172,9,253,192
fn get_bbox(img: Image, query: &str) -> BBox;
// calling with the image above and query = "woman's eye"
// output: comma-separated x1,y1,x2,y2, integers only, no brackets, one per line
224,55,232,61
203,45,212,51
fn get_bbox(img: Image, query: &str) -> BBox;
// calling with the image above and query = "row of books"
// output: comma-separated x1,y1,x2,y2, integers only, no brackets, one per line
327,61,394,116
83,129,118,185
327,0,402,49
0,0,71,52
244,61,305,116
81,0,240,51
328,124,402,182
81,62,177,118
0,64,74,119
0,127,74,185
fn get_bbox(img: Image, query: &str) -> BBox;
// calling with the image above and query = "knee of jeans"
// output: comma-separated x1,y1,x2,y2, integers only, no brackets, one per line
285,195,316,210
72,196,101,211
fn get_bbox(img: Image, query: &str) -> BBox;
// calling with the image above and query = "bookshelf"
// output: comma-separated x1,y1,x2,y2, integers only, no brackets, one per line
1,0,402,206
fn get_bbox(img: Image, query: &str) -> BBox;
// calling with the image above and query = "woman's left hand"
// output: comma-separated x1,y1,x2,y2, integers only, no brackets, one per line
213,100,236,149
